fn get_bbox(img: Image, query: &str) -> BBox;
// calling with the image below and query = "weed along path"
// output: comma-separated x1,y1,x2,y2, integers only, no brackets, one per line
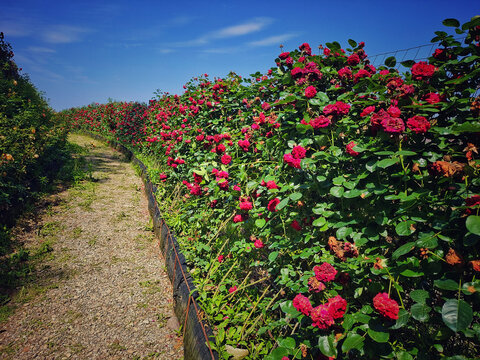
0,134,183,359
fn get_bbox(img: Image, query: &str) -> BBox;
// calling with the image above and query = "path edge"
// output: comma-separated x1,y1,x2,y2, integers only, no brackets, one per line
84,132,219,360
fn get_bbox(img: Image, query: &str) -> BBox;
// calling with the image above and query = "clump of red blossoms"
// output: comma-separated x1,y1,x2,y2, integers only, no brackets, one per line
314,262,337,282
323,101,350,117
411,61,436,81
301,115,331,129
267,198,280,212
221,153,232,165
304,86,317,98
311,304,335,329
327,295,347,319
407,115,431,134
293,294,312,315
291,145,306,159
381,116,405,133
373,293,400,320
239,197,253,211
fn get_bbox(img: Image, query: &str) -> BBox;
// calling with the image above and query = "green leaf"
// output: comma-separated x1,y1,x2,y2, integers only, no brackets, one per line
255,218,266,228
400,60,415,68
442,299,473,332
278,337,295,349
390,309,409,330
385,56,397,67
289,192,302,201
318,335,337,357
280,301,300,316
341,333,364,352
451,122,480,134
367,328,389,343
316,92,329,103
395,221,416,236
268,251,279,262
434,279,459,291
411,303,430,322
308,98,321,106
396,351,413,360
377,158,399,168
269,347,289,360
336,227,353,240
348,39,357,48
400,269,424,277
392,242,415,259
367,319,389,343
312,217,326,227
466,216,480,235
442,18,460,27
330,186,344,198
416,233,438,248
276,198,289,211
462,17,480,30
410,289,429,304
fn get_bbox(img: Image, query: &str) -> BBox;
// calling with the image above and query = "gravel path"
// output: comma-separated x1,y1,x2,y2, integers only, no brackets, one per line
0,134,183,359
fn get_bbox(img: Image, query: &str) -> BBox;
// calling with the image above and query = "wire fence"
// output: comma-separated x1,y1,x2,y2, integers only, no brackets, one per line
368,37,467,74
367,36,479,97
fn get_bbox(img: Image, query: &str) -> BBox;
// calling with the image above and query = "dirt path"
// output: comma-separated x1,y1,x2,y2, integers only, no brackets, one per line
0,134,183,359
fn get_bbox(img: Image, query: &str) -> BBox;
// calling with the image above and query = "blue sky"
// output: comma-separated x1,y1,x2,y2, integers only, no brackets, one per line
1,0,477,110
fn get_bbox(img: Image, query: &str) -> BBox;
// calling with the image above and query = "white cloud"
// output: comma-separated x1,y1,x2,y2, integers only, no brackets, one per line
213,18,273,38
168,17,274,48
41,25,92,44
248,33,298,47
27,46,56,54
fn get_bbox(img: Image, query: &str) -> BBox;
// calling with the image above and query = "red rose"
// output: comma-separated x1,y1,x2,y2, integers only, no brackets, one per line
338,67,353,79
290,220,302,231
381,116,405,133
293,294,312,315
279,51,290,60
313,262,337,282
347,53,360,66
304,86,317,98
239,197,253,211
387,106,401,118
267,198,280,212
327,295,347,319
266,180,278,189
254,239,264,248
291,145,306,159
411,61,436,81
283,153,302,169
354,69,371,83
407,115,431,134
346,141,359,156
360,106,375,117
373,293,399,320
299,42,312,56
221,153,232,165
310,304,335,329
424,93,442,104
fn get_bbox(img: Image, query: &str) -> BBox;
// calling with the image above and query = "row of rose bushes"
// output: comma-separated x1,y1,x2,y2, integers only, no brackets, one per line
0,33,68,227
58,18,480,359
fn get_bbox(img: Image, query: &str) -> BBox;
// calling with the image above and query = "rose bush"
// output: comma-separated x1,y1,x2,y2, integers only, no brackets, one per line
60,18,480,359
0,33,68,226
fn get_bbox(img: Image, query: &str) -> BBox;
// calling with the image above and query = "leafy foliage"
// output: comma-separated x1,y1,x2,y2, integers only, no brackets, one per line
59,18,480,359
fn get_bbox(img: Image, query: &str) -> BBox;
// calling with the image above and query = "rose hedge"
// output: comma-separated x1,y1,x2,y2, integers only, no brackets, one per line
59,18,480,359
0,33,68,227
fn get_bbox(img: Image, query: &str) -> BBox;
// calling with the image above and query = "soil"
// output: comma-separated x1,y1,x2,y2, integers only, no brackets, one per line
0,134,183,359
